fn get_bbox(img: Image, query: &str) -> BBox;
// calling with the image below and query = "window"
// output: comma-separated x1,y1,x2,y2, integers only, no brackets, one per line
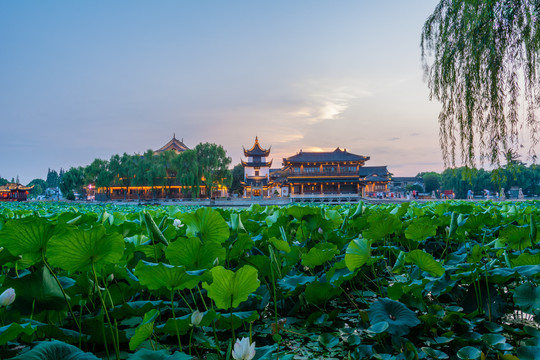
255,170,259,176
304,167,317,173
293,167,301,173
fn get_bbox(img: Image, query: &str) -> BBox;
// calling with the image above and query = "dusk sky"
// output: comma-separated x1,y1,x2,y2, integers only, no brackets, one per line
1,1,443,184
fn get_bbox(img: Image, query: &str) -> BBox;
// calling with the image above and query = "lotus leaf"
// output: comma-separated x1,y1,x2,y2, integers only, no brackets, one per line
129,309,159,350
202,265,260,309
344,238,370,271
165,237,225,270
11,340,99,360
128,349,192,360
182,207,229,243
513,282,540,313
456,346,482,360
134,261,206,291
301,243,338,268
405,249,445,277
368,298,420,336
0,216,55,265
405,217,438,241
46,224,124,272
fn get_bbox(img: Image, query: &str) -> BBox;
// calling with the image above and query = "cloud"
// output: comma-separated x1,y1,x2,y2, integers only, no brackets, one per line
387,137,400,141
288,79,372,124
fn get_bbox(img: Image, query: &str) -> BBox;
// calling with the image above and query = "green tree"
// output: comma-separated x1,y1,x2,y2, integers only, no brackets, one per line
59,167,85,200
230,163,245,195
46,169,59,188
27,178,47,198
157,150,179,198
173,149,199,198
0,177,7,186
422,1,540,167
85,158,113,200
109,153,134,200
419,172,441,193
195,143,231,198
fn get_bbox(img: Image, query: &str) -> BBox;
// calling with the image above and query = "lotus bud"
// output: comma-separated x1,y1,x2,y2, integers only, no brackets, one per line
173,219,184,228
318,227,323,234
232,337,256,360
191,310,203,326
0,288,16,307
107,273,114,283
213,257,219,266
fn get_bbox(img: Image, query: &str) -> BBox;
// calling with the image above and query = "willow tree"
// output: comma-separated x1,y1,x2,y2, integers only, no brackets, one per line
422,0,540,167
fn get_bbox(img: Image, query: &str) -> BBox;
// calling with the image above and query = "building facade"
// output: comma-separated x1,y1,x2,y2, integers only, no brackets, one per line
0,183,33,201
241,137,274,198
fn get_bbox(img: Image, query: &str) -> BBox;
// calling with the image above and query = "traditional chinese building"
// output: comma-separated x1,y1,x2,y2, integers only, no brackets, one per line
282,148,390,196
0,183,33,202
241,137,274,198
155,134,189,154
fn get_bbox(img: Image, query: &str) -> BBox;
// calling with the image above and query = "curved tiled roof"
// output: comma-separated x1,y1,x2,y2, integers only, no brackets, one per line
243,137,271,157
156,134,189,153
284,148,369,163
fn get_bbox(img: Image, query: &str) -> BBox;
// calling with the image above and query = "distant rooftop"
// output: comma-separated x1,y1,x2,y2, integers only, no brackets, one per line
155,134,189,154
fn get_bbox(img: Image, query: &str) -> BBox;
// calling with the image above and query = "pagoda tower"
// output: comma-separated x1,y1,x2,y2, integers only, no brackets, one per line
241,137,273,198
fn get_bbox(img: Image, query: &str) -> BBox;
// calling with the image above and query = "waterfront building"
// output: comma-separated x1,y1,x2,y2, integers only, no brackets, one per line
154,134,189,154
0,183,33,201
241,137,275,198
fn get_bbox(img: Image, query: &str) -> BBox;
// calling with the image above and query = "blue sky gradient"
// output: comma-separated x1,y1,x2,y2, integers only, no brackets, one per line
1,1,442,184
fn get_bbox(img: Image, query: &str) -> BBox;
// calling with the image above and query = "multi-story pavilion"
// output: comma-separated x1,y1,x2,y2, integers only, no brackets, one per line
241,137,274,198
282,148,390,196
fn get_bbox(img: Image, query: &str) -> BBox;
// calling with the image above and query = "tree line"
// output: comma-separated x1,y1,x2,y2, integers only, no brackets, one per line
16,143,234,200
419,163,540,199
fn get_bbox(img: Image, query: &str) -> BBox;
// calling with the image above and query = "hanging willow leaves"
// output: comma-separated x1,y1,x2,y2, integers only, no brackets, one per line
422,1,540,166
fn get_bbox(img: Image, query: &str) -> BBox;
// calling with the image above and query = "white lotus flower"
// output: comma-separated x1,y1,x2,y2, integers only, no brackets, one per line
0,288,15,306
173,219,184,228
191,310,203,326
232,337,256,360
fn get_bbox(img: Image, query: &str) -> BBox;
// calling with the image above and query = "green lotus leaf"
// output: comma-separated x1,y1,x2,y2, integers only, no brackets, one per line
318,333,339,349
286,206,321,220
0,216,55,265
165,237,225,270
362,212,401,241
4,265,68,314
513,282,540,313
0,322,37,346
367,298,420,336
405,249,445,277
367,321,389,334
497,225,532,250
230,213,246,233
202,265,260,309
182,208,229,244
345,238,371,271
217,310,259,330
129,309,160,351
228,233,255,259
456,346,482,360
157,309,218,335
512,252,540,266
405,217,438,241
421,347,449,359
11,340,99,360
46,224,124,272
324,209,343,227
517,346,540,360
301,243,339,268
304,282,341,305
278,274,317,292
269,237,291,253
481,333,506,346
134,261,205,291
128,349,192,360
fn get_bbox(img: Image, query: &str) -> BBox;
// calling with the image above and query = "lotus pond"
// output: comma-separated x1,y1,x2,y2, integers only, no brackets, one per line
0,201,539,359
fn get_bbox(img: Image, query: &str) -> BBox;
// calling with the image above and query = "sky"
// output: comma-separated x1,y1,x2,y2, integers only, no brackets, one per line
1,0,444,184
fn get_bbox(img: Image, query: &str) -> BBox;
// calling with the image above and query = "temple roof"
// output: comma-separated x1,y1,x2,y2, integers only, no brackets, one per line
243,137,271,157
284,148,369,163
241,159,273,168
363,174,391,182
155,134,189,154
0,183,34,192
358,166,391,177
